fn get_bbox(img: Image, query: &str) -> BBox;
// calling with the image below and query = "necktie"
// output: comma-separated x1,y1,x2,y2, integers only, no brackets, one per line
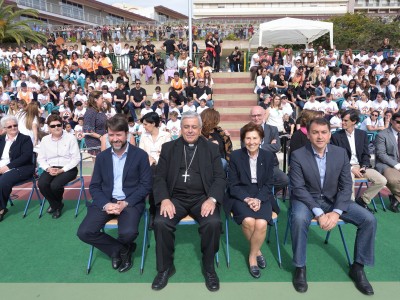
261,77,266,87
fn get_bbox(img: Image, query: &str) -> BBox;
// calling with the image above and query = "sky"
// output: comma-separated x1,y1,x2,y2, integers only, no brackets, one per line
98,0,189,16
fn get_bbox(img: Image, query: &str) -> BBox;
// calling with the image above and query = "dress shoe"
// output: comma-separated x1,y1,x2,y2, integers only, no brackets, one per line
349,265,374,295
46,207,54,214
151,266,176,290
203,270,220,292
0,208,9,222
51,203,64,219
118,245,133,273
256,254,267,269
249,265,261,278
111,257,122,270
293,266,308,293
389,195,400,213
355,197,374,214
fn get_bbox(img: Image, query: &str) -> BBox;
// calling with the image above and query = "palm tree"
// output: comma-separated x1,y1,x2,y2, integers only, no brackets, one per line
0,0,46,45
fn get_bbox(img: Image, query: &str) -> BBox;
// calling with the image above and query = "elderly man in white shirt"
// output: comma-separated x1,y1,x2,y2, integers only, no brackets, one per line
37,114,80,219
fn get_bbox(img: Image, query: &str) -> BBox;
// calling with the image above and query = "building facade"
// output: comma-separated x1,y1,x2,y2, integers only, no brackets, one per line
6,0,154,26
193,0,400,19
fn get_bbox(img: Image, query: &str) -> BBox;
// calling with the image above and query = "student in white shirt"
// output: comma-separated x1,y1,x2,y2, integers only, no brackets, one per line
371,92,388,114
166,111,181,139
356,91,372,115
182,98,196,113
303,93,321,111
360,110,385,131
196,99,209,114
140,100,154,117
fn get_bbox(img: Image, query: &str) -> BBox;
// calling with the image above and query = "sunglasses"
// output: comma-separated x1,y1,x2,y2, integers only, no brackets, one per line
49,123,62,128
135,82,141,85
6,124,18,129
371,114,378,117
394,120,400,124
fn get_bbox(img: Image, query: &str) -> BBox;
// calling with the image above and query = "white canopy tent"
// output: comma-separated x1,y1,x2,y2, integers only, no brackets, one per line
249,17,333,49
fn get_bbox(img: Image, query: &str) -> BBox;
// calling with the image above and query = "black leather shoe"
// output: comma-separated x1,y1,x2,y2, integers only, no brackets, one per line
293,267,308,293
203,270,220,292
249,265,261,278
111,257,122,270
46,206,55,214
389,195,400,213
349,265,374,295
151,266,176,290
256,254,267,269
0,208,9,222
355,197,374,214
51,203,64,219
118,245,133,273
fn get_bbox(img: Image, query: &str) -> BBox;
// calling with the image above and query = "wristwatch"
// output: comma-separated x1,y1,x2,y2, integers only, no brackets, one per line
209,197,217,203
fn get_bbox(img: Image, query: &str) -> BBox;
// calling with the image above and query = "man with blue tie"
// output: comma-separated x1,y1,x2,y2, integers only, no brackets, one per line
77,116,152,273
290,118,376,295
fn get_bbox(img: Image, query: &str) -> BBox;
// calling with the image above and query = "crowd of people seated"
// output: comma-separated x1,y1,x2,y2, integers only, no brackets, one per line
250,41,400,140
2,33,400,295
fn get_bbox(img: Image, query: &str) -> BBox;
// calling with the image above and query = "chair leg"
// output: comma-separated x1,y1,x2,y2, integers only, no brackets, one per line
22,186,35,218
378,192,387,211
324,230,331,244
337,225,352,267
215,252,219,268
8,198,14,206
140,209,149,275
274,220,282,268
370,198,378,213
355,182,364,199
225,216,230,268
283,212,291,245
75,181,85,218
39,198,46,218
87,245,94,274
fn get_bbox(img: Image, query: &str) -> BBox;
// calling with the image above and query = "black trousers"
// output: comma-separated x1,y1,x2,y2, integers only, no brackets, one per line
154,68,164,82
0,169,30,210
115,101,130,115
38,167,78,210
77,204,143,258
273,166,289,193
214,55,221,72
153,198,221,272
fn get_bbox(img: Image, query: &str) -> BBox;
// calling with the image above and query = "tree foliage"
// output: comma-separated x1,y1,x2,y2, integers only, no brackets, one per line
315,13,400,50
0,0,46,45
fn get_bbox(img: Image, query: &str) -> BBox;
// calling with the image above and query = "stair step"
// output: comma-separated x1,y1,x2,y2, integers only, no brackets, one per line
220,114,250,121
213,83,254,89
214,94,257,101
213,88,252,94
217,107,250,114
214,77,251,84
212,72,250,78
215,100,256,107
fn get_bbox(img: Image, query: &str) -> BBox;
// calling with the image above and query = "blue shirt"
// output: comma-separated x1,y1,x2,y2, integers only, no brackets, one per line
111,145,129,201
311,146,343,217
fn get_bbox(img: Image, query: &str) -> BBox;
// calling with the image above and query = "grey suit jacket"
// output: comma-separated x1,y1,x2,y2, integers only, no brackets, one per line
290,144,353,213
375,127,399,173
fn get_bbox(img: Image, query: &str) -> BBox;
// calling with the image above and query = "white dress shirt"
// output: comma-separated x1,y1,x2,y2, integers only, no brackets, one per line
0,134,18,168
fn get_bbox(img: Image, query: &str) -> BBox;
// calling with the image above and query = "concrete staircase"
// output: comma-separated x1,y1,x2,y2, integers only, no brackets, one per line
212,72,257,149
131,72,257,149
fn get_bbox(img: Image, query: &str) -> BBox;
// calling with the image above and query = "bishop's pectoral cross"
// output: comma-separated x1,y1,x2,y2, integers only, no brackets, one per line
182,171,190,183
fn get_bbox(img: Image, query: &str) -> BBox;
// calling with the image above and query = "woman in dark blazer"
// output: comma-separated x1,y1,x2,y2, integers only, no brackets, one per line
0,115,34,221
224,122,279,279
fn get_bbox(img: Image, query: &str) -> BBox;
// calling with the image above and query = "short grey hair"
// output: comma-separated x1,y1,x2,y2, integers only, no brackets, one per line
0,115,18,128
181,111,202,128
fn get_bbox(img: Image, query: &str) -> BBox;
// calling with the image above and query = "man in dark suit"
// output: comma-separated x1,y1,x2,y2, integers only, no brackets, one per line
77,116,152,273
241,106,289,192
0,115,34,222
290,118,376,295
152,111,226,292
331,110,386,211
375,112,400,212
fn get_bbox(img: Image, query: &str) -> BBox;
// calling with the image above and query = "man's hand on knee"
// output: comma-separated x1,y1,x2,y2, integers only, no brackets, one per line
201,198,216,218
160,199,176,219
